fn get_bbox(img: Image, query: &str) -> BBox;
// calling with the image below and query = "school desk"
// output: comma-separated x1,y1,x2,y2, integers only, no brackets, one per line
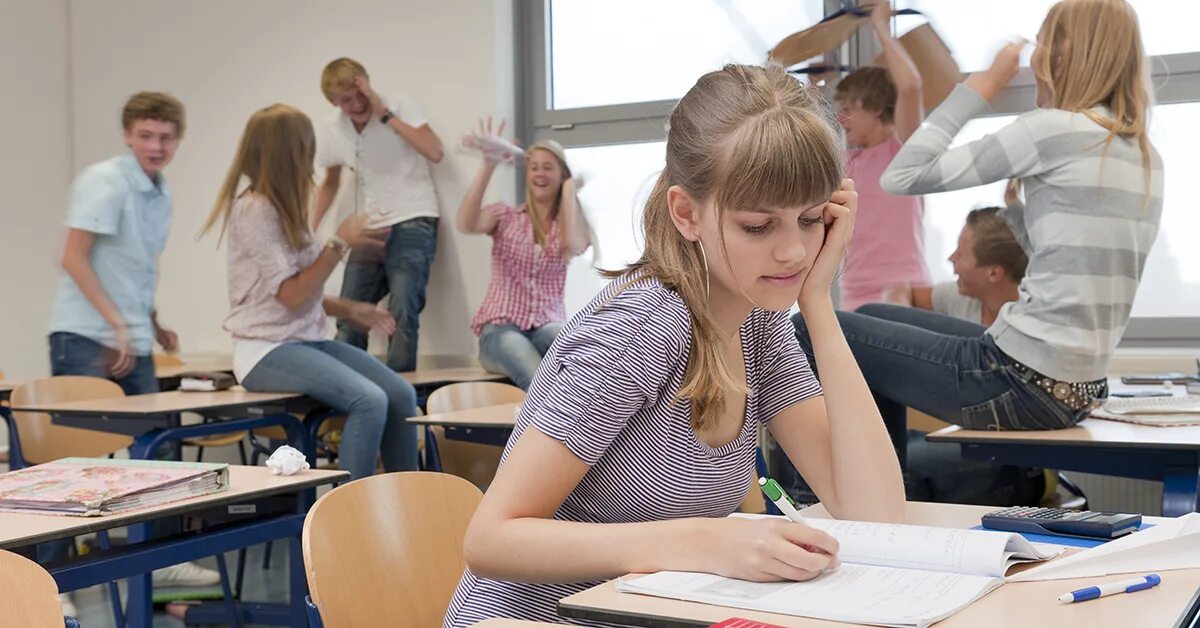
558,502,1200,627
0,465,347,628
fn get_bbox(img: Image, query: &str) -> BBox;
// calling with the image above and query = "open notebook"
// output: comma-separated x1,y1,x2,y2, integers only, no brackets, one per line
616,516,1062,628
1093,395,1200,426
0,458,229,516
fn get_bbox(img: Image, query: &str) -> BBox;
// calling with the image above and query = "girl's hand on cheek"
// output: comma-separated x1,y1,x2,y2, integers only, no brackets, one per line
799,178,857,310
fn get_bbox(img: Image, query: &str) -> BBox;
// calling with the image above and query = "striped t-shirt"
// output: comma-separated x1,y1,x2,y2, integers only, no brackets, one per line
443,276,822,626
881,84,1164,382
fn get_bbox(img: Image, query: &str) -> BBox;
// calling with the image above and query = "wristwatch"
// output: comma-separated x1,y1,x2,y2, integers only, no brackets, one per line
379,111,394,124
326,235,351,258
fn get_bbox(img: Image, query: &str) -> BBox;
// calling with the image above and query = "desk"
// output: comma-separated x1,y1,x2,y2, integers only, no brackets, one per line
927,419,1200,516
11,390,311,463
559,502,1200,627
407,402,517,471
1,465,347,627
155,361,234,390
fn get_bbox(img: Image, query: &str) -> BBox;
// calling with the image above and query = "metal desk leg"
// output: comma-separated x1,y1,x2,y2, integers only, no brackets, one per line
124,522,154,628
423,427,443,471
1162,465,1200,517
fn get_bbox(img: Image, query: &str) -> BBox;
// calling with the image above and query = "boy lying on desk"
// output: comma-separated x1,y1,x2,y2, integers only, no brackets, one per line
442,64,905,627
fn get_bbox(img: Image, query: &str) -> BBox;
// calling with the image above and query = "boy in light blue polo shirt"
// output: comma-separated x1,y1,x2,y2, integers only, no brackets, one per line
49,91,185,395
44,92,222,593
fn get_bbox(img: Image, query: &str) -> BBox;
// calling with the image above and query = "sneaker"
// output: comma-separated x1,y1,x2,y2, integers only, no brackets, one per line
152,562,221,587
59,593,77,618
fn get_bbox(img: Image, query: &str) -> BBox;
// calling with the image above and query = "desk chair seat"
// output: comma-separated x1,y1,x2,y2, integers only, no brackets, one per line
426,382,525,490
303,472,483,627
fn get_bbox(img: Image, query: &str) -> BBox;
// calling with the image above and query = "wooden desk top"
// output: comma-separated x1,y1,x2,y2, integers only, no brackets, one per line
0,465,346,549
10,389,302,416
406,402,520,428
560,502,1200,628
399,366,505,387
154,361,234,380
928,418,1200,450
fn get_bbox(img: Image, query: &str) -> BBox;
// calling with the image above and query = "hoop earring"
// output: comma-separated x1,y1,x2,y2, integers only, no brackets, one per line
696,239,710,298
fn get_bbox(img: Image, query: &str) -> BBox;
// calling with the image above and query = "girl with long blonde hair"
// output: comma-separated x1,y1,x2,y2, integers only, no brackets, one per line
202,103,420,481
457,122,592,390
444,63,904,626
795,0,1163,457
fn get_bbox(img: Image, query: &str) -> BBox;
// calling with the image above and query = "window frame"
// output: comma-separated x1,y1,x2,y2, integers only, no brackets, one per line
515,0,1200,346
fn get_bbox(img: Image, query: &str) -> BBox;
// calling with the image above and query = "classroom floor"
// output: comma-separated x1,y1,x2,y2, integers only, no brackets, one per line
70,543,291,628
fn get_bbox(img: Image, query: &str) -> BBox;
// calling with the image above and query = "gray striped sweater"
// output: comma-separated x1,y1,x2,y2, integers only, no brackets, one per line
882,84,1164,382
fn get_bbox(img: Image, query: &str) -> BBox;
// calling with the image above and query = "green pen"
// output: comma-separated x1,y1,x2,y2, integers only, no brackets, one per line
758,476,805,523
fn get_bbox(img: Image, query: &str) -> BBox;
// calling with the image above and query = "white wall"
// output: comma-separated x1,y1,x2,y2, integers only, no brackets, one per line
0,0,72,378
0,0,514,378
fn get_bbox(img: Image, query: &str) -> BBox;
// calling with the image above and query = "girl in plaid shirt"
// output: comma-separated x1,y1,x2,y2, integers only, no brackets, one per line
457,121,591,389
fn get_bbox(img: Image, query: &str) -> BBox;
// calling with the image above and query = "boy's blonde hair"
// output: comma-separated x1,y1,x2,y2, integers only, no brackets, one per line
321,57,368,103
122,91,186,137
201,104,316,251
835,66,896,123
613,63,844,431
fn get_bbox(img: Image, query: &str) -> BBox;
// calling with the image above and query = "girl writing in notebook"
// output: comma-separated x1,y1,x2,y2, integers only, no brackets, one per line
793,0,1163,447
457,126,592,390
444,64,904,627
202,104,419,481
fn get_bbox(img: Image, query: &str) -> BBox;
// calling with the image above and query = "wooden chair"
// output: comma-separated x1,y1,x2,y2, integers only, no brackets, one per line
10,377,133,466
153,354,247,463
303,471,483,627
426,382,525,489
0,550,70,625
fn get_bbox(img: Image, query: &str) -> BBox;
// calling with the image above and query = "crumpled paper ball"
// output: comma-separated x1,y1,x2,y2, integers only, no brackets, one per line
266,445,310,476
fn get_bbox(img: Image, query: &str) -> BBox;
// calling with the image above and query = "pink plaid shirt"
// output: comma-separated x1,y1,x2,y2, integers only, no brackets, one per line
471,202,568,336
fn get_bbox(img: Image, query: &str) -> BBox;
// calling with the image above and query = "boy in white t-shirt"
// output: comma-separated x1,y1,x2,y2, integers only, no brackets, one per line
310,57,444,372
900,207,1026,326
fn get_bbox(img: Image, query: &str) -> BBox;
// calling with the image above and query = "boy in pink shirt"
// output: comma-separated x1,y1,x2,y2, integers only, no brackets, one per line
836,1,930,310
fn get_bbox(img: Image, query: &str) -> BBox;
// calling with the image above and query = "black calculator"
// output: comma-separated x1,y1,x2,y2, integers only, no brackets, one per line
982,507,1142,539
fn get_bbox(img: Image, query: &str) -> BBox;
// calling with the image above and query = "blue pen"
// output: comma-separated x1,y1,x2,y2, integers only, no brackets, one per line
1057,574,1161,604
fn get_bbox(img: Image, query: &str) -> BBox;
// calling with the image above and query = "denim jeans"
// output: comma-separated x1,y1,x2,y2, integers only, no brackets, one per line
241,340,418,480
478,323,562,390
49,331,158,395
791,304,1086,469
41,332,164,564
335,217,437,372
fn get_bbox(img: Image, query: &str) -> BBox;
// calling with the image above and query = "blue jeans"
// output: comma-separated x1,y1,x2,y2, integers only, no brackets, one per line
791,304,1086,467
241,340,418,480
336,217,438,372
41,332,163,564
477,323,562,390
49,331,158,395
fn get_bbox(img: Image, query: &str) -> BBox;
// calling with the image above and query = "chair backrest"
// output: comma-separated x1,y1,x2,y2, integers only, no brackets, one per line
303,471,484,627
0,549,66,625
426,382,526,415
426,382,525,489
11,377,133,466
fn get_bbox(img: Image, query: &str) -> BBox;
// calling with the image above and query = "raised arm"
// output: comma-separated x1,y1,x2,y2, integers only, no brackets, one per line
356,76,444,163
881,42,1038,196
556,178,591,260
868,1,923,142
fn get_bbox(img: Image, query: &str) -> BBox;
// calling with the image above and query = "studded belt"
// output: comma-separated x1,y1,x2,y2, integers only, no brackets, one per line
1009,361,1107,412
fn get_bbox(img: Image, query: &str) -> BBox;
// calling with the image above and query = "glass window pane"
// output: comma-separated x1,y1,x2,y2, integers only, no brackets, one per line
1131,101,1200,318
549,0,824,110
562,141,666,315
895,1,1197,73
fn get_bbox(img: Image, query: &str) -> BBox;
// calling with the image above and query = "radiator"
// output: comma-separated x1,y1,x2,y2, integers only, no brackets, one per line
1063,472,1163,516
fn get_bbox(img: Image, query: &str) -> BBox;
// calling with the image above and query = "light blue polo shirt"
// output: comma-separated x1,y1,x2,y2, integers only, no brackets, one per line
49,153,173,355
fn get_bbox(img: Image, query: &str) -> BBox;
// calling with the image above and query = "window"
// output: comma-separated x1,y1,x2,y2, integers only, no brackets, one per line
562,141,665,315
548,0,825,110
524,0,1200,342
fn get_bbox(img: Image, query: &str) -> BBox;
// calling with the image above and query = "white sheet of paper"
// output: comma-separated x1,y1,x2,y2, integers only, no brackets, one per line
1009,512,1200,581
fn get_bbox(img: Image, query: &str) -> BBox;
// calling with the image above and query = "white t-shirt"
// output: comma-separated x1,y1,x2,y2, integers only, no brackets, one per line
931,281,983,324
317,93,439,228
